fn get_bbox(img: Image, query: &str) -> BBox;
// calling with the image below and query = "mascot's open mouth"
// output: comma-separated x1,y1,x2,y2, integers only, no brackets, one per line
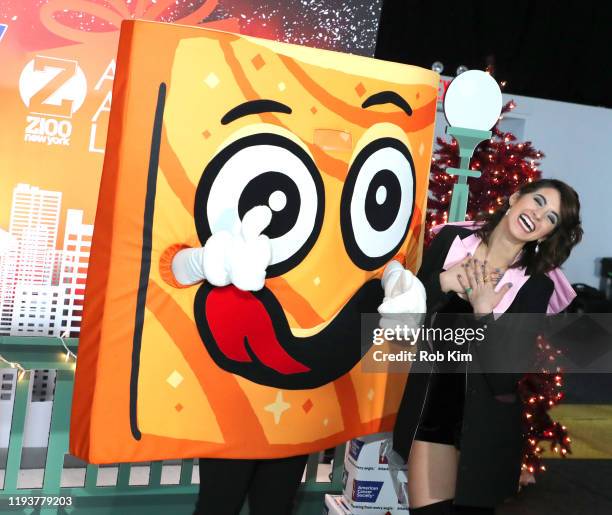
194,280,382,389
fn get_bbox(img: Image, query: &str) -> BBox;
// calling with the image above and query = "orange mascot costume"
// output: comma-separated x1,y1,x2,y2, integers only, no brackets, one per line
70,20,439,463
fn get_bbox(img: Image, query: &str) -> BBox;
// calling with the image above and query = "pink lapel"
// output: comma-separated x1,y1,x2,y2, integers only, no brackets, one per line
432,221,576,315
545,269,577,314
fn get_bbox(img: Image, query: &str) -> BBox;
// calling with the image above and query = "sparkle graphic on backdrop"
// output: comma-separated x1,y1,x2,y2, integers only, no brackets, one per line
0,0,382,55
209,0,382,55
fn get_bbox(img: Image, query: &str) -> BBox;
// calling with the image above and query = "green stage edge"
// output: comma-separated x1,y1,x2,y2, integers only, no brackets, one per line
0,337,344,514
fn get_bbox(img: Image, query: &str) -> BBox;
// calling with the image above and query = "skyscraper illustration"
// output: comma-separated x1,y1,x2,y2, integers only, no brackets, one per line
9,183,61,249
0,229,18,334
57,209,93,337
0,184,92,337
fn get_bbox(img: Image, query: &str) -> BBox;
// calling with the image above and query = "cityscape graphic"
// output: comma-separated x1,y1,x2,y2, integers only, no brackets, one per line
0,183,92,337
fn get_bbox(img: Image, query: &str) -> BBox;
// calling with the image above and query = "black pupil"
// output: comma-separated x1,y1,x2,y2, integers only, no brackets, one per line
238,171,301,239
364,169,401,231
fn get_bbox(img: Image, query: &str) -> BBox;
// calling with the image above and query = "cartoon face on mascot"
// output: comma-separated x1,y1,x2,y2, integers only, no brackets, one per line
70,20,438,462
186,100,419,390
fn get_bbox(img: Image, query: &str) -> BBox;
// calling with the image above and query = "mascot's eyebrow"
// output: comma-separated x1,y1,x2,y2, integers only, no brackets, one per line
221,99,292,125
361,91,413,118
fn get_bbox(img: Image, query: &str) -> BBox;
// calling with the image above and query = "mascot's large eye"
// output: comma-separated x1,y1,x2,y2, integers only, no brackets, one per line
340,138,415,270
194,133,324,276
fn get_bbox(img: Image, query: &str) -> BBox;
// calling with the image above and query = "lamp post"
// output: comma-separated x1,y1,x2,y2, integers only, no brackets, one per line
443,70,502,222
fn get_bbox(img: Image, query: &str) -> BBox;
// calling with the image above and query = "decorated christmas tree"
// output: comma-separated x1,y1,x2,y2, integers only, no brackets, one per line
425,100,571,478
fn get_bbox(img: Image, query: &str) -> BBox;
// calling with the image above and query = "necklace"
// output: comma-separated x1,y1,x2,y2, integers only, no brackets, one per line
479,243,508,283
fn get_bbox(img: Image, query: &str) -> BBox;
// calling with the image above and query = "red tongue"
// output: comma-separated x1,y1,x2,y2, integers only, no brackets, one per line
205,285,310,374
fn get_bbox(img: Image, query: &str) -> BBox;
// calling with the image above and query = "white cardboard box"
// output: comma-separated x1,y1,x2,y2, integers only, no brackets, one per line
342,433,409,515
324,494,353,515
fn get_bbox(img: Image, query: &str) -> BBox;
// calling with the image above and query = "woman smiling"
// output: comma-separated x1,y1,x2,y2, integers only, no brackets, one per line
392,178,583,514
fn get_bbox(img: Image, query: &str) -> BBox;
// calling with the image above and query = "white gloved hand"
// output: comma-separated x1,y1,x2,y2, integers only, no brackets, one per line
377,260,427,314
171,205,273,292
227,206,273,291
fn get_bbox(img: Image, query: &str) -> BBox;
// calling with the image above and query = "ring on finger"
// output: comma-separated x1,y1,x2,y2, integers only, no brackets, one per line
465,287,473,295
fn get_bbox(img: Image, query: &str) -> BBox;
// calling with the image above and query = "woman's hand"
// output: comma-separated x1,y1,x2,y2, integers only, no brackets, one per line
439,255,473,294
456,258,513,315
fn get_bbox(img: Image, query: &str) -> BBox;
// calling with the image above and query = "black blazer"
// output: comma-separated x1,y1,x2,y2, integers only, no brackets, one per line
392,225,554,507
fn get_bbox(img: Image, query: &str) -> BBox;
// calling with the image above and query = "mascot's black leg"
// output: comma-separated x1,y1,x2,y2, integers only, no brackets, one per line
194,458,255,515
409,499,455,514
247,454,309,515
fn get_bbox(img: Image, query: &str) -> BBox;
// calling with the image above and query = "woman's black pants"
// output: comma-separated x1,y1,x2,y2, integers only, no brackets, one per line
193,455,309,515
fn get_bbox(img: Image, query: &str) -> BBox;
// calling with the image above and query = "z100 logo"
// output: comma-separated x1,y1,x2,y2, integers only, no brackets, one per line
19,55,87,147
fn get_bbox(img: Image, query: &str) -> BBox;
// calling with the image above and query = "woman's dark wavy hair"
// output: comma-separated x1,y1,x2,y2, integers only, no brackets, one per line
473,179,583,275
